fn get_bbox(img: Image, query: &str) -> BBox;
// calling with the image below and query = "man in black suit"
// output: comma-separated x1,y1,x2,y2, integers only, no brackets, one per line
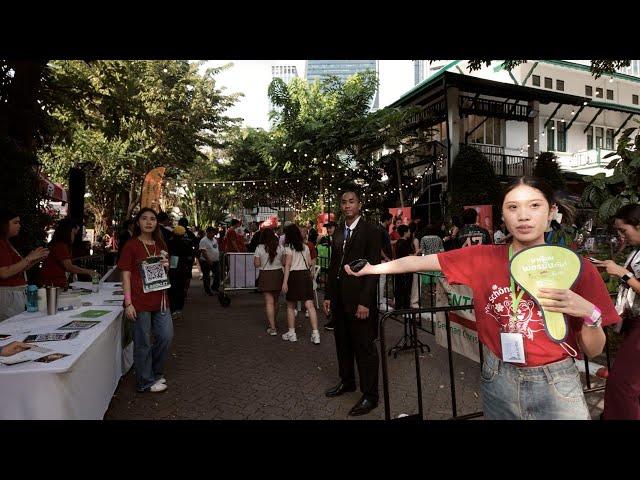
324,189,381,416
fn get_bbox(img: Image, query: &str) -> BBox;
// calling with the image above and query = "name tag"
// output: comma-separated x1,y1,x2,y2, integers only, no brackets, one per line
500,332,526,364
139,256,171,293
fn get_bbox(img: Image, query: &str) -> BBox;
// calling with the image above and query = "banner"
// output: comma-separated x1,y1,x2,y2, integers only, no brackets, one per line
317,213,336,236
140,167,166,213
388,207,411,233
434,276,480,363
464,204,493,233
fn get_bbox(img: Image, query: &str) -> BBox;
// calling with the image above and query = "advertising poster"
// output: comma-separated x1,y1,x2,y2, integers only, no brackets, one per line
317,213,336,236
388,207,411,233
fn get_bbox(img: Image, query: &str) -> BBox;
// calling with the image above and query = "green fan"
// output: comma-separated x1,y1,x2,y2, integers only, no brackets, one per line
509,245,583,343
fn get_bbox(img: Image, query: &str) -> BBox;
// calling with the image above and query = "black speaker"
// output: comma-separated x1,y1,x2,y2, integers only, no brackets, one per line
68,167,85,227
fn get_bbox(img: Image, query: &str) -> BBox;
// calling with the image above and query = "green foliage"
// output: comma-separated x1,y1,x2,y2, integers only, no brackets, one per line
38,60,239,233
581,125,640,222
465,60,631,78
448,145,503,221
533,151,566,191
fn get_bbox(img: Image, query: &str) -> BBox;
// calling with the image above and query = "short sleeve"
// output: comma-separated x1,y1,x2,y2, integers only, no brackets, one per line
436,246,484,286
574,259,621,327
283,246,292,256
117,241,136,272
254,245,262,258
199,238,207,250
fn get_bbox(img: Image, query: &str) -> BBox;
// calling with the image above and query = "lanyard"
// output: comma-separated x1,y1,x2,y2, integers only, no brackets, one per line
139,238,157,258
508,245,525,319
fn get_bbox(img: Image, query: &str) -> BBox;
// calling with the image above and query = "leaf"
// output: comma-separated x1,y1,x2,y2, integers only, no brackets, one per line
603,151,617,159
598,196,622,222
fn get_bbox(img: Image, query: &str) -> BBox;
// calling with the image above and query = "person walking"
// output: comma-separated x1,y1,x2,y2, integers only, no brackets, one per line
254,228,284,335
198,227,220,296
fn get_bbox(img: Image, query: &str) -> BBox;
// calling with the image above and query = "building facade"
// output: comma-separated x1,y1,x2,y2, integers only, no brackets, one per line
391,60,640,223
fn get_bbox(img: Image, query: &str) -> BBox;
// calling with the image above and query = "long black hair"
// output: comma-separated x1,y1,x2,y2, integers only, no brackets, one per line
0,208,18,239
284,224,304,252
260,228,278,263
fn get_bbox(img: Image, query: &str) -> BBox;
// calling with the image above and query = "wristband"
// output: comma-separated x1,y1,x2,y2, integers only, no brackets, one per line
124,293,132,302
583,306,602,328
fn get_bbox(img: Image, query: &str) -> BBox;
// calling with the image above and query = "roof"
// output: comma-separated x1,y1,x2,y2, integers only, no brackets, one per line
390,71,591,108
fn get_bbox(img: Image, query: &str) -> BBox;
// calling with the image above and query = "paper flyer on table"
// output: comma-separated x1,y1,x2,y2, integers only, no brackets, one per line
58,320,100,330
0,345,54,365
23,331,80,343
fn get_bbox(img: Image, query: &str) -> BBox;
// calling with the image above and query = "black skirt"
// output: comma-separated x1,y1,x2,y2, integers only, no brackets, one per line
285,270,314,302
258,269,284,292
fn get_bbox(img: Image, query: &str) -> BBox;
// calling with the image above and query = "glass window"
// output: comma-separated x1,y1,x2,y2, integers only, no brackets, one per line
595,127,604,149
547,121,555,151
585,85,593,96
556,80,565,91
587,127,593,150
634,94,639,105
606,128,614,150
607,89,614,100
557,121,566,152
544,77,553,88
532,75,540,86
596,87,603,98
485,117,494,145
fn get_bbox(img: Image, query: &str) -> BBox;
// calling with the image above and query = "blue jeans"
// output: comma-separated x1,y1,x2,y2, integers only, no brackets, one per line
481,346,590,420
133,310,174,391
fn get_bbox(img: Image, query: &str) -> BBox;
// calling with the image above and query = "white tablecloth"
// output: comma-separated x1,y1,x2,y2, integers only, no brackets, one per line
0,277,132,419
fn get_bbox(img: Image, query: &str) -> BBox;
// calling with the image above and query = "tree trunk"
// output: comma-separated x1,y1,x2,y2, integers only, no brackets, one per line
126,179,140,218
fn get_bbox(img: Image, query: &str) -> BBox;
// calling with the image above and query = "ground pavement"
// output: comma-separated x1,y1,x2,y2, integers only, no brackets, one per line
104,277,605,420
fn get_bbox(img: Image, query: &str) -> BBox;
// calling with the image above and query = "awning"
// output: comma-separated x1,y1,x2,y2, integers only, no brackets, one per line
39,173,69,203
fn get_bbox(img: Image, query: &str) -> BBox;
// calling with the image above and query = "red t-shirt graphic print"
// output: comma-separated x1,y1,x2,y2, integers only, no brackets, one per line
437,245,620,366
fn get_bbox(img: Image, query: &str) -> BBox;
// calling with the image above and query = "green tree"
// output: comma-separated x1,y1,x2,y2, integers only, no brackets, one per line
448,145,503,222
466,60,631,78
533,151,566,191
581,126,640,222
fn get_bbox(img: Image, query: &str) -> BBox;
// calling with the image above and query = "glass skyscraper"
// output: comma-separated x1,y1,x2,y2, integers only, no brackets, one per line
305,60,379,109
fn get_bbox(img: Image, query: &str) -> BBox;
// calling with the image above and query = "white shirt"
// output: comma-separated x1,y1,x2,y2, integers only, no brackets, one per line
283,244,312,271
199,236,219,263
254,244,284,271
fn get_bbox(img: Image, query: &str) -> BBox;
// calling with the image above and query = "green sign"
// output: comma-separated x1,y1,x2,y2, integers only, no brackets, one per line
509,245,582,343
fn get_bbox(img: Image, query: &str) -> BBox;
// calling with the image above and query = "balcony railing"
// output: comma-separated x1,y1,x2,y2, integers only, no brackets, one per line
470,143,534,177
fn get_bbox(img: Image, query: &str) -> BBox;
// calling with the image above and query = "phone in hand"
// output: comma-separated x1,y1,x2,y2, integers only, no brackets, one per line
588,257,599,263
348,259,369,272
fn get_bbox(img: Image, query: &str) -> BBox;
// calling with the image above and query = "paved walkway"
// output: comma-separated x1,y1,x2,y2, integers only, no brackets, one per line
104,278,605,420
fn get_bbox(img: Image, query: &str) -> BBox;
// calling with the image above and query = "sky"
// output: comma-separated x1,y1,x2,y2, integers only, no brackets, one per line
200,60,415,130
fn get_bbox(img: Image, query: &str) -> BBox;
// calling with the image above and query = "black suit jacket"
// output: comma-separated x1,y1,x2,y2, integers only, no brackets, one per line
326,218,381,314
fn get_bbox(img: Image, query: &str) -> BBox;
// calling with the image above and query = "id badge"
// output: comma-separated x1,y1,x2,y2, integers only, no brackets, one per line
500,332,526,364
139,256,171,293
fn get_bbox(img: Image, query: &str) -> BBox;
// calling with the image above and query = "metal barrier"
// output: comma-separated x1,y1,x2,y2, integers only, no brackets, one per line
218,252,260,307
74,254,109,278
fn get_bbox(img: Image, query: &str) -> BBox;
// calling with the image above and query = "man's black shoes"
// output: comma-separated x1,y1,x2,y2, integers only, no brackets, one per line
325,382,356,397
324,321,335,331
348,397,378,417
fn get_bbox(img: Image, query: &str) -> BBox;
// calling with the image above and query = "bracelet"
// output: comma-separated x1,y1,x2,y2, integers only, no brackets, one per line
124,293,132,302
583,306,602,328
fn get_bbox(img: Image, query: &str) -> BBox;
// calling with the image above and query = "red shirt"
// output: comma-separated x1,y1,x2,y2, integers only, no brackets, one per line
307,241,317,260
437,245,620,367
39,242,72,288
117,239,165,312
0,239,26,287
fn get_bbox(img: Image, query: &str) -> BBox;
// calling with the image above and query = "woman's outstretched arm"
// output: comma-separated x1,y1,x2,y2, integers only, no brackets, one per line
345,254,442,277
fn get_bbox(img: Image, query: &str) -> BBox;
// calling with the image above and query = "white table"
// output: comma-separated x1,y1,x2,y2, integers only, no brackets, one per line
0,276,133,419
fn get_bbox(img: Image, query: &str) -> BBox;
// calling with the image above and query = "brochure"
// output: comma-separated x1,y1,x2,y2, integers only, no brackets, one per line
0,334,11,340
35,353,70,363
23,331,80,343
70,309,110,319
0,345,54,365
59,320,100,330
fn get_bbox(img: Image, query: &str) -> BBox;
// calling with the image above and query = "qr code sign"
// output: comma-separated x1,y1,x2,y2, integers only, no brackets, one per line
143,262,167,283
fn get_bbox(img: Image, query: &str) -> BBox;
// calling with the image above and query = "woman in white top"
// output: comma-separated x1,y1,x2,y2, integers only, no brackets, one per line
281,224,320,344
253,228,284,336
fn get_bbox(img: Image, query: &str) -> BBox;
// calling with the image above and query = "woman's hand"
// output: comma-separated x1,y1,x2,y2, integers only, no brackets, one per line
1,341,32,356
26,247,49,263
537,288,595,318
125,304,137,320
592,259,628,278
281,282,288,294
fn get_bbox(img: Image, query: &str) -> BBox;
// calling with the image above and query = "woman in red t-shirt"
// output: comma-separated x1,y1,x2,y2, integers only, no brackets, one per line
0,208,50,321
39,219,97,289
346,176,620,420
117,208,173,393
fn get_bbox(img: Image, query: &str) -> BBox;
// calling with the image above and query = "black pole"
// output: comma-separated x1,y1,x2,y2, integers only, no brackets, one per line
445,312,458,418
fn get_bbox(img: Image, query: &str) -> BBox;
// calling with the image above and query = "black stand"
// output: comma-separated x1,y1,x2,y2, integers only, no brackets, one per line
389,312,431,359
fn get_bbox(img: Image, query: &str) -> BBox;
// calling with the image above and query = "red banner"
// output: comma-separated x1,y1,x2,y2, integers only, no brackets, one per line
464,204,493,232
388,207,411,233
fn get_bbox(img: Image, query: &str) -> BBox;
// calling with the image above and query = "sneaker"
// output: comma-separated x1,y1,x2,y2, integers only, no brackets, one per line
282,331,297,342
305,310,309,318
311,331,320,345
294,309,298,317
149,382,167,393
266,327,277,336
155,377,167,384
324,321,335,331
